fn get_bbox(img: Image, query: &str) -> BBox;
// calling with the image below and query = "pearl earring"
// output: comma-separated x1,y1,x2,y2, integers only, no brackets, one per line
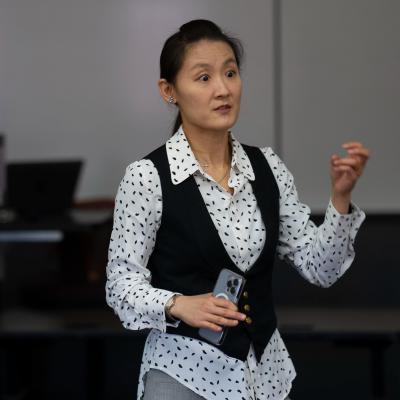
168,96,175,104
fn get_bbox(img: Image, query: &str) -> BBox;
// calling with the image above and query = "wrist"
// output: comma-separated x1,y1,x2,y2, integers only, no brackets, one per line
170,294,184,319
331,192,352,214
165,294,183,321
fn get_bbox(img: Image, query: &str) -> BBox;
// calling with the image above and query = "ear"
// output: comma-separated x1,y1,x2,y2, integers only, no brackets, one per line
158,79,177,104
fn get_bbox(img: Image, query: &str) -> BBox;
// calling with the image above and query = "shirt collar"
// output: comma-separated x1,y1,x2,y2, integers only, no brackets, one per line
230,129,256,182
166,124,255,185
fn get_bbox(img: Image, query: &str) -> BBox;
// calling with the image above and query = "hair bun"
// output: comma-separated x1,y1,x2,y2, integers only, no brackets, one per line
179,19,221,35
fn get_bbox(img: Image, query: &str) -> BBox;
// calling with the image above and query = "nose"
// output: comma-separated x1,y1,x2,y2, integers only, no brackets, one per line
214,75,230,98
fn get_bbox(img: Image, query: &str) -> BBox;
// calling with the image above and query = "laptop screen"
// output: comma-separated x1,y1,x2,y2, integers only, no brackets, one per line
5,160,83,219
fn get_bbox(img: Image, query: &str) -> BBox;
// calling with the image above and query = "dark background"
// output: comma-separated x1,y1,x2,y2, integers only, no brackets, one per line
1,213,399,399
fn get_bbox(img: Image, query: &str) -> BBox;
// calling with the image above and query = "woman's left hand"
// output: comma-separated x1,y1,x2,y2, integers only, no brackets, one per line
330,141,370,197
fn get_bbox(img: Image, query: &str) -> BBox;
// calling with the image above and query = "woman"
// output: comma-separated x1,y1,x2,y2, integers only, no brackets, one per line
106,19,370,400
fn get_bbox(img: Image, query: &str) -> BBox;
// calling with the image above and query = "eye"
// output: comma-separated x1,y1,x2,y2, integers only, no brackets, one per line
199,74,210,82
226,70,237,78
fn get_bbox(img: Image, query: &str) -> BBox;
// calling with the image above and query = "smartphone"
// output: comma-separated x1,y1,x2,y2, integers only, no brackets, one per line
198,268,246,346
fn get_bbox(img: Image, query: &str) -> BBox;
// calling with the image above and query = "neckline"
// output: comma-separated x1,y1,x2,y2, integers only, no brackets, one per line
183,174,269,276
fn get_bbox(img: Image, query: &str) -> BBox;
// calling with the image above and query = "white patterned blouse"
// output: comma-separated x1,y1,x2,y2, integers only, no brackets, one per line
106,125,366,400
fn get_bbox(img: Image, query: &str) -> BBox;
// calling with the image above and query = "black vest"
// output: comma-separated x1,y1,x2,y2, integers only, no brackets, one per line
144,143,280,363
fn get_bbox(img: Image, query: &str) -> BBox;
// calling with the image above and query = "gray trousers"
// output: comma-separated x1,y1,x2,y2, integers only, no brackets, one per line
142,368,291,400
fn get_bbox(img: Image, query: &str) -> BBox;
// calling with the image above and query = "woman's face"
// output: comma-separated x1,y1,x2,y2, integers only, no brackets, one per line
173,39,242,133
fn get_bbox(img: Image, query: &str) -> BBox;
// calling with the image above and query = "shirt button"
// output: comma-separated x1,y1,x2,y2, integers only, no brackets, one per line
242,291,249,299
245,316,253,324
243,304,250,312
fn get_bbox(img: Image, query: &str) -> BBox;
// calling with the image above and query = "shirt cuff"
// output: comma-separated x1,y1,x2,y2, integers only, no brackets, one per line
326,198,366,235
326,198,366,274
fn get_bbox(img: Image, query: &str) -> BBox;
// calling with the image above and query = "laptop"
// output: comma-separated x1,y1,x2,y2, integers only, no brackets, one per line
5,160,83,219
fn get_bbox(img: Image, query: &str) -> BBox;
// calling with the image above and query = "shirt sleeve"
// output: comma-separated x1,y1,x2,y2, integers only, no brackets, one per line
260,147,366,288
105,159,182,332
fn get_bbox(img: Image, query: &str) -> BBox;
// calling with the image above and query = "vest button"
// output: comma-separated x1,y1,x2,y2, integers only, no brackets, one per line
245,316,252,324
243,304,250,312
242,291,249,299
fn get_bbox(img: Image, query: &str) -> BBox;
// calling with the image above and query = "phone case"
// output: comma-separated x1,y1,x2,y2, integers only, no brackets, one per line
198,268,246,345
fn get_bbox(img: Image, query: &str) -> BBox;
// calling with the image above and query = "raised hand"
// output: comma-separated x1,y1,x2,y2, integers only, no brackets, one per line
330,141,370,212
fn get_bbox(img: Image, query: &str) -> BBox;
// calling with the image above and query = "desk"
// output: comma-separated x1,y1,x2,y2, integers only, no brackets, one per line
0,209,112,239
0,209,112,308
278,307,400,337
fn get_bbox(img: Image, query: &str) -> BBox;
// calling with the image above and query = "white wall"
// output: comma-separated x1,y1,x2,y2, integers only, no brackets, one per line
2,0,399,212
1,0,275,198
281,0,400,212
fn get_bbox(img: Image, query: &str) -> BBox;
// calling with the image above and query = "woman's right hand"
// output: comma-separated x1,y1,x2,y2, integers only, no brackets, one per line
170,293,247,332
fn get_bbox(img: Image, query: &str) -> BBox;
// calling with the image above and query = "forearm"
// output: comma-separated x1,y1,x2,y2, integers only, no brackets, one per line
106,261,181,331
279,199,365,287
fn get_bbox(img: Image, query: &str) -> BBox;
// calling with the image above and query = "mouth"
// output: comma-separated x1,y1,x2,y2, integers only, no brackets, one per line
214,104,232,111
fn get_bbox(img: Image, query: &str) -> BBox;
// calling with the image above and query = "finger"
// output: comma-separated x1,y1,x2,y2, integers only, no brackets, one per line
203,299,237,318
347,147,370,159
212,305,246,321
342,142,363,149
201,321,224,332
335,155,368,170
332,165,359,178
331,154,341,161
213,297,237,311
333,158,359,167
208,313,240,327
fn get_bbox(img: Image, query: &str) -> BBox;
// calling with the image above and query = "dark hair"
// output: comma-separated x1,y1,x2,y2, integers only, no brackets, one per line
159,19,244,135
